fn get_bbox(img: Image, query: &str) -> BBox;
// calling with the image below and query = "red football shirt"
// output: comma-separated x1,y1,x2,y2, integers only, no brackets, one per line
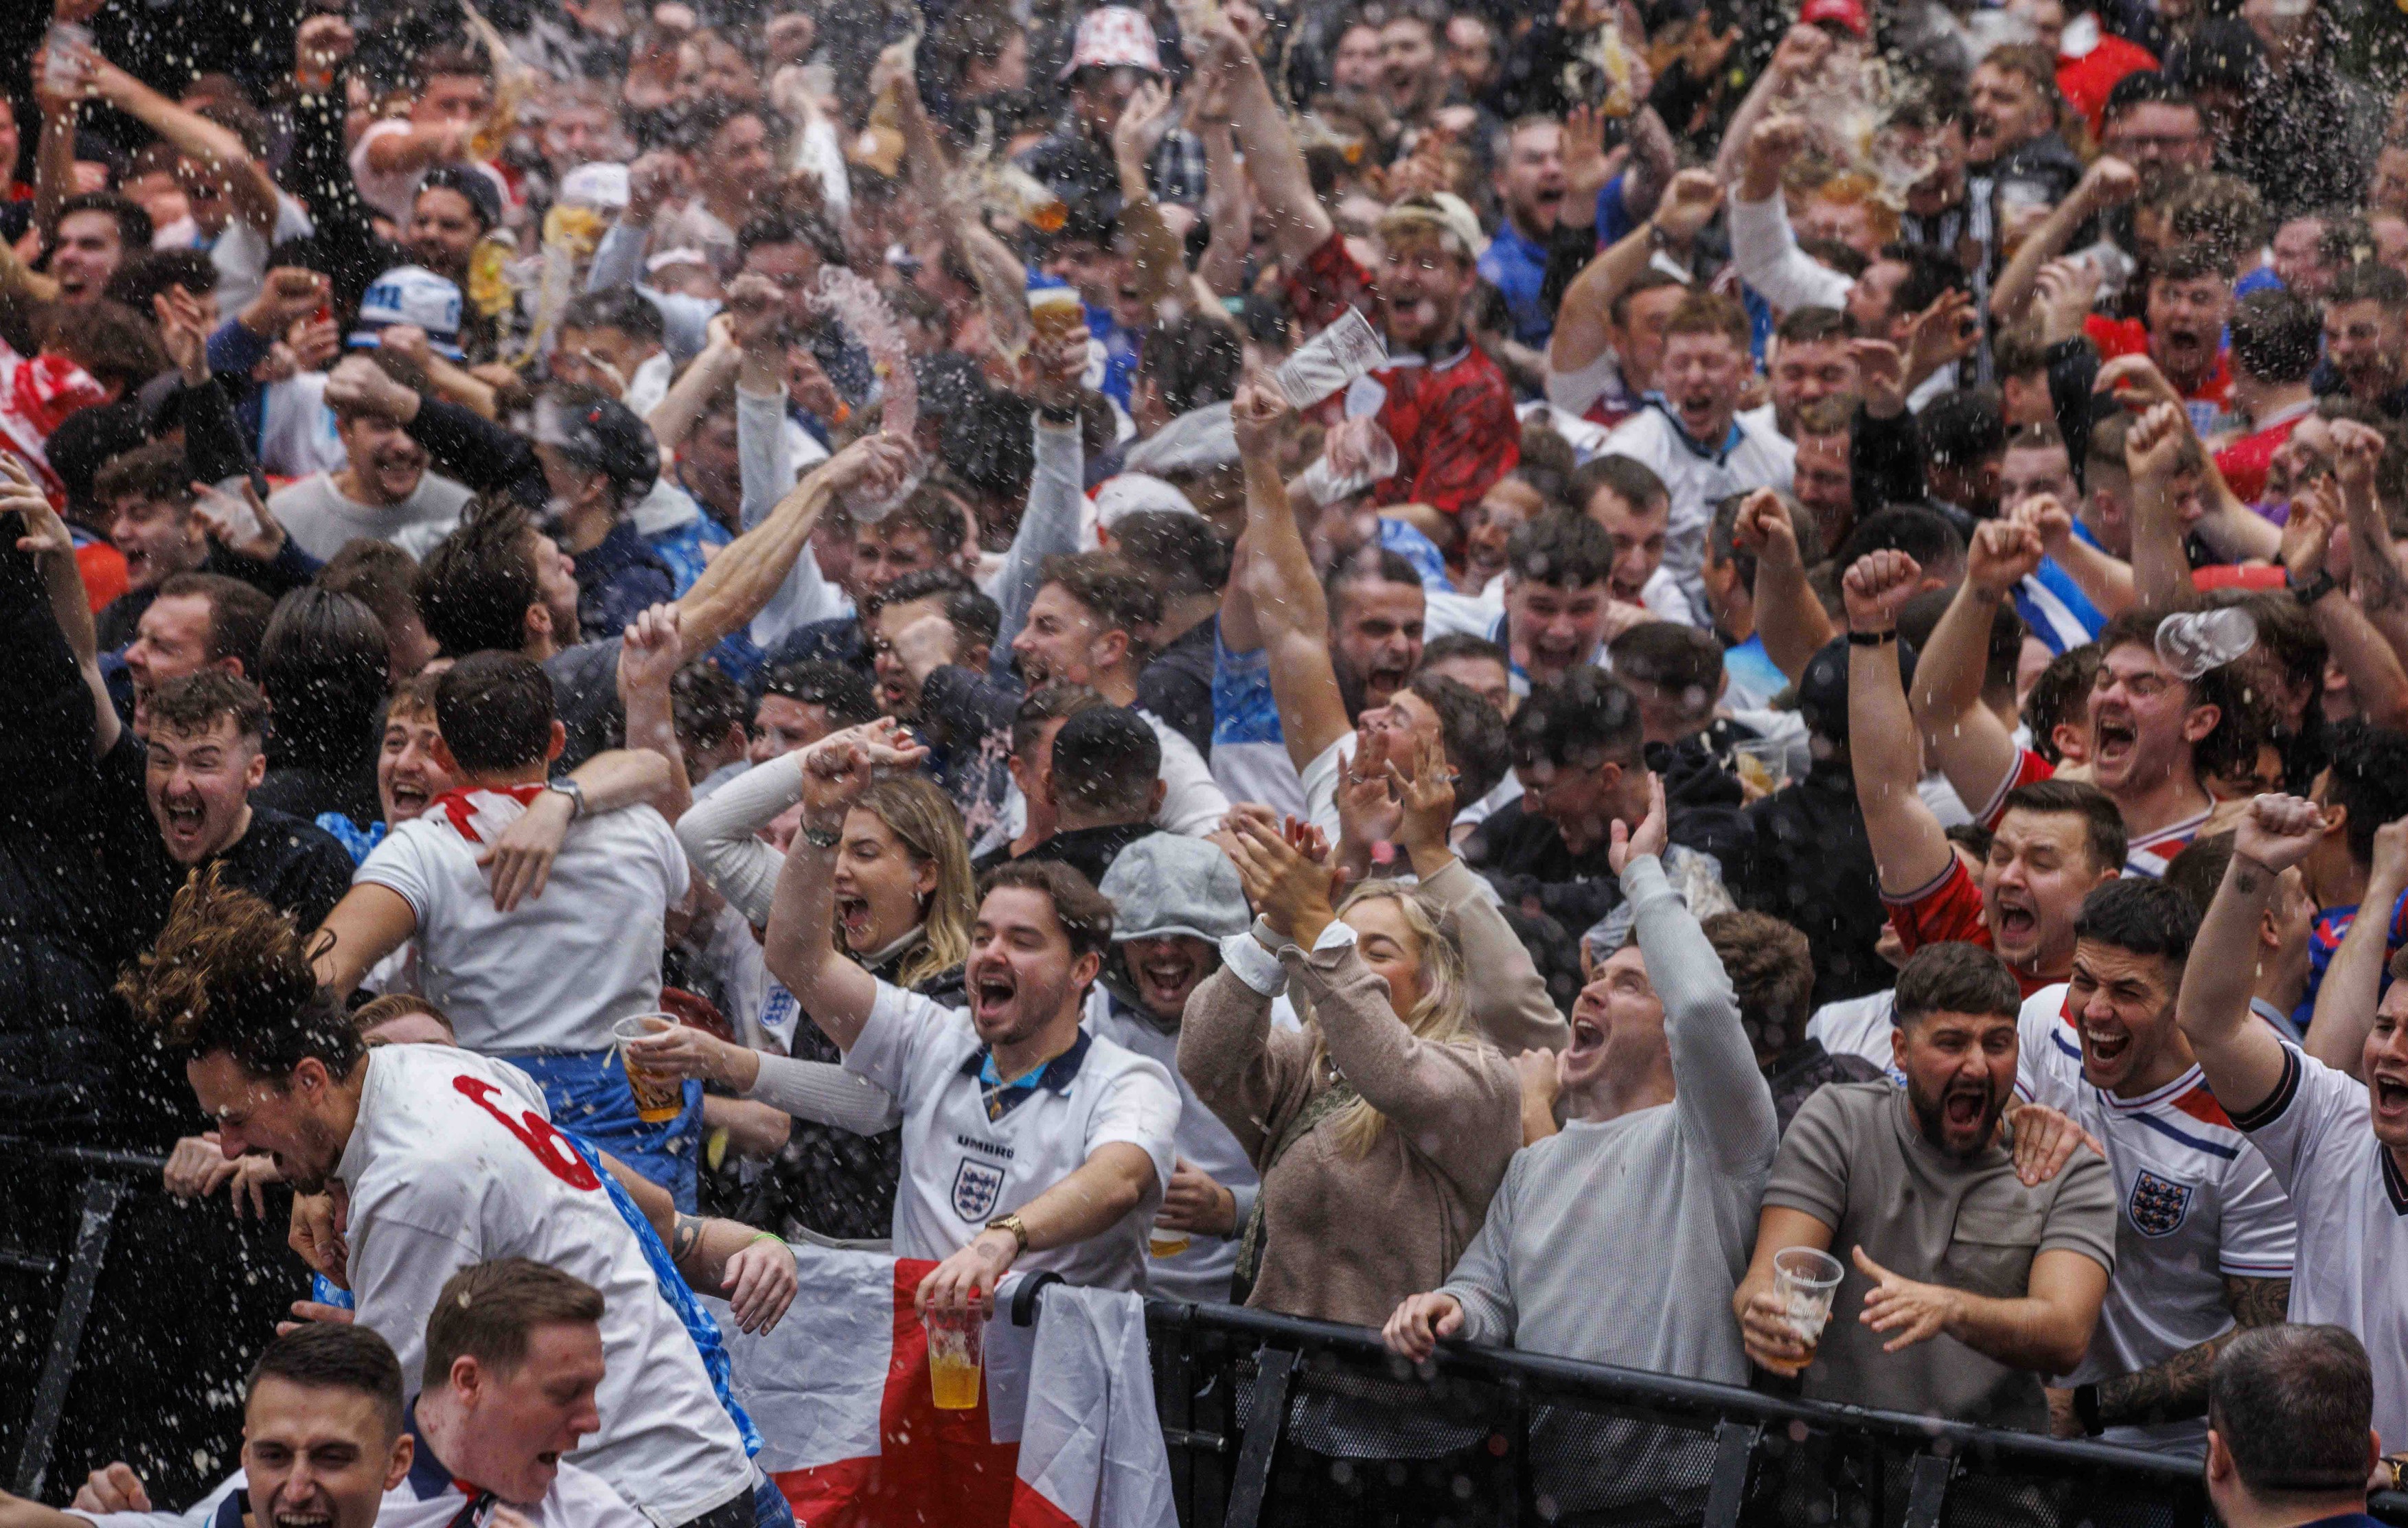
1284,232,1521,516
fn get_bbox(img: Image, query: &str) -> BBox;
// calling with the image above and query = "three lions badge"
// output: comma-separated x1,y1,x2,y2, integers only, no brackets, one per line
952,1157,1005,1222
2128,1170,2194,1237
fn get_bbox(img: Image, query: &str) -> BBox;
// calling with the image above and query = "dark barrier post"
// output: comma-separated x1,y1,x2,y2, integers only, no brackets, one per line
12,1172,128,1496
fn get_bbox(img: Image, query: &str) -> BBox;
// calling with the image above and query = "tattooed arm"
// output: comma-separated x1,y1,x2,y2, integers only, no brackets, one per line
2058,1277,2291,1435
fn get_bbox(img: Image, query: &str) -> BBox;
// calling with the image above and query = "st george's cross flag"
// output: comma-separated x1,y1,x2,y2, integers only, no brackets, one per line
710,1244,1176,1528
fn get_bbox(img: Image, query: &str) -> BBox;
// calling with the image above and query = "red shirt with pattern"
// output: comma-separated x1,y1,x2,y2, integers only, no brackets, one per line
1283,232,1521,516
1883,858,2057,1000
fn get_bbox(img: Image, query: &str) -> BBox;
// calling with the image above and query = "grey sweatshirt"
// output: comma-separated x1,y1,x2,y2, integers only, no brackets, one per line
1435,854,1778,1382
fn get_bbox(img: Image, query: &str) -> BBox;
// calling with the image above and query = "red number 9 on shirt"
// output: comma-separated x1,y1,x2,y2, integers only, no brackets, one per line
453,1075,602,1191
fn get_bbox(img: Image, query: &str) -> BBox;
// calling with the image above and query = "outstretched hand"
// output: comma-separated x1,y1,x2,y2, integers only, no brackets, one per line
1607,772,1668,876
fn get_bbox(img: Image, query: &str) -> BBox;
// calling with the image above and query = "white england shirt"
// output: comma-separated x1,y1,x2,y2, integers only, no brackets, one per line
844,981,1180,1292
2014,985,2297,1450
67,1450,645,1528
1599,405,1795,608
334,1045,753,1525
2227,1043,2408,1453
352,788,689,1055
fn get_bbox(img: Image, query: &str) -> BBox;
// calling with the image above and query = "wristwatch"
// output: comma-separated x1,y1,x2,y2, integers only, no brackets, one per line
2072,1382,2105,1437
985,1213,1030,1255
2289,568,2339,607
544,776,587,820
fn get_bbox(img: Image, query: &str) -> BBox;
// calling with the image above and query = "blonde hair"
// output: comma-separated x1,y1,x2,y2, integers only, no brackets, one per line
851,775,976,987
1307,882,1478,1158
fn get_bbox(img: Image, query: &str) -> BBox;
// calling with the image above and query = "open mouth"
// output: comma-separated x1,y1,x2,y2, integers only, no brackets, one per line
388,779,430,817
2083,1025,2131,1064
2093,713,2137,766
2374,1074,2408,1117
161,795,209,843
1942,1083,1988,1131
1992,898,2037,944
972,967,1018,1023
270,1512,332,1528
836,896,873,938
1568,1012,1604,1055
1138,952,1196,1003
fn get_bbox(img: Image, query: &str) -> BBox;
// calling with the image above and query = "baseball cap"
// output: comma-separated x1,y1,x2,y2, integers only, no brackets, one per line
534,389,662,500
348,265,466,359
1800,0,1870,37
1099,834,1249,943
1378,192,1485,262
1094,472,1197,530
1060,6,1163,80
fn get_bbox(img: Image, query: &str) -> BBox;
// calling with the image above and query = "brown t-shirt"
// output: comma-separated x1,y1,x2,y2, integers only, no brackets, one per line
1764,1081,2118,1432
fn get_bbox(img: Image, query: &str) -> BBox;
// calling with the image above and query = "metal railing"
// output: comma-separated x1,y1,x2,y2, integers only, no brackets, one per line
11,1139,2408,1528
1141,1297,2408,1528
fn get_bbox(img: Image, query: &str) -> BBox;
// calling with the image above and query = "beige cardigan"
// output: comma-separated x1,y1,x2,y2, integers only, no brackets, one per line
1178,931,1524,1328
1416,856,1568,1057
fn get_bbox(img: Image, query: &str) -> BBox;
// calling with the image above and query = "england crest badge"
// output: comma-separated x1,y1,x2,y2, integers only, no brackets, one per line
952,1157,1005,1222
2128,1170,2194,1237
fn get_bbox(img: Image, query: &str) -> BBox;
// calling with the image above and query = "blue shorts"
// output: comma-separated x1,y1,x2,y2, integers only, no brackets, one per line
507,1050,704,1211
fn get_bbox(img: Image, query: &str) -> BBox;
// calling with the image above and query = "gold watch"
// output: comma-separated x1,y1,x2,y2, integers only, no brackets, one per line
985,1213,1029,1255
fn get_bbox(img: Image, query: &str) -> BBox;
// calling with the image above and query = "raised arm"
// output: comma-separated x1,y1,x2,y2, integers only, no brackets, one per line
679,433,911,653
1845,551,1956,896
2,457,114,758
2322,420,2408,729
2177,795,2325,1113
1112,82,1187,310
758,721,928,1048
2121,396,2203,609
1910,520,2041,809
1728,118,1853,316
1989,158,2136,330
2309,815,2408,1075
884,43,1029,363
1211,24,1332,265
2017,492,2135,616
616,604,692,825
1710,24,1828,185
1230,379,1353,768
1226,814,1520,1189
80,45,279,236
1548,169,1720,378
1618,778,1778,1174
675,750,803,926
2282,474,2408,733
1392,729,1566,1056
1734,487,1833,682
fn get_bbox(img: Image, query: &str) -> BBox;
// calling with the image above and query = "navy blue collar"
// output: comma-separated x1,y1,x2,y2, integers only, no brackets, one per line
403,1396,460,1501
956,1027,1093,1097
211,1489,249,1528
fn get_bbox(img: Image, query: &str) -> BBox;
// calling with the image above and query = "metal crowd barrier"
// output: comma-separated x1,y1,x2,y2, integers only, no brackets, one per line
1141,1297,2408,1528
11,1140,2408,1528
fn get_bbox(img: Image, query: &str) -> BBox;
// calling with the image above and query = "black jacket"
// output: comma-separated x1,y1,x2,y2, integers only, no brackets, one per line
1729,757,1892,1010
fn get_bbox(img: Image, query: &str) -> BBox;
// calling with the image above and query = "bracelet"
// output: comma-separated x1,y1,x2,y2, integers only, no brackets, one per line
1846,628,1896,646
800,822,841,849
2230,849,2282,885
746,1231,787,1251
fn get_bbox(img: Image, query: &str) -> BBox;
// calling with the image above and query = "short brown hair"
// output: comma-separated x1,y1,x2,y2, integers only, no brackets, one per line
1662,290,1750,351
92,440,195,512
2002,776,2129,874
423,1259,605,1388
154,571,275,674
320,538,426,643
40,299,166,392
352,992,453,1038
1039,553,1160,639
385,671,441,724
977,859,1115,961
1011,682,1103,760
434,651,556,774
148,668,268,741
1892,941,2021,1026
1703,911,1816,1057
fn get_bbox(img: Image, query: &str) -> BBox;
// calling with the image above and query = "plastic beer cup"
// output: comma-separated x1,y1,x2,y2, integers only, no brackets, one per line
923,1305,985,1410
612,1014,685,1124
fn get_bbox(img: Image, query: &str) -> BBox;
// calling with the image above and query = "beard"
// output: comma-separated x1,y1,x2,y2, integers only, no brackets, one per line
1908,1072,2007,1160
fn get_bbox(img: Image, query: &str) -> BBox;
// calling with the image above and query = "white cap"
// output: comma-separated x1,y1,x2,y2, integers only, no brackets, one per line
1094,472,1197,530
558,161,629,210
348,266,465,359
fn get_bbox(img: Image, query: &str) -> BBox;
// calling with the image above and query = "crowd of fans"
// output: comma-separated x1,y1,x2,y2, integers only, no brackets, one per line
19,0,2408,1514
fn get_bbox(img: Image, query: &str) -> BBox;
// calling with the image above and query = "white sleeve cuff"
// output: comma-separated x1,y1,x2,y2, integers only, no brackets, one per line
1219,928,1287,996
